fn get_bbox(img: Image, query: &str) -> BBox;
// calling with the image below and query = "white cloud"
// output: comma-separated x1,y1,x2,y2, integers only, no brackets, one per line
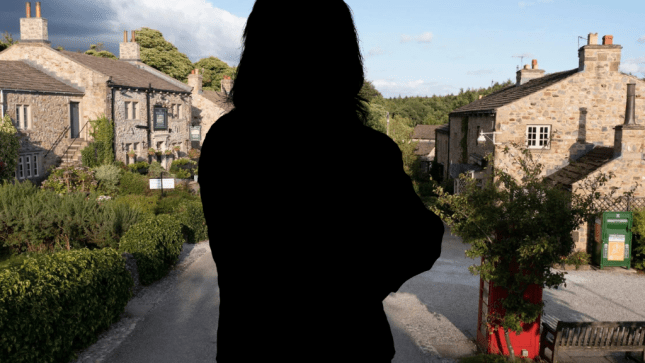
400,32,433,44
619,57,645,75
105,0,247,65
638,36,645,44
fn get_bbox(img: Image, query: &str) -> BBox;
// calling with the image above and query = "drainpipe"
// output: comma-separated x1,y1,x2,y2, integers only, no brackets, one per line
147,82,151,164
0,89,4,118
112,86,116,164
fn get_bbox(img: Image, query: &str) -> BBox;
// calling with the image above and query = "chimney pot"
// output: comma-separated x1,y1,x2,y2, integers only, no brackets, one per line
26,2,31,18
603,35,613,45
588,33,598,45
524,64,530,69
36,2,41,17
532,59,538,69
131,30,136,42
124,31,127,43
191,70,195,75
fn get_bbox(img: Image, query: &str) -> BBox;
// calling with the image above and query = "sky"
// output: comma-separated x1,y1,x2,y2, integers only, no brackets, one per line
1,0,644,99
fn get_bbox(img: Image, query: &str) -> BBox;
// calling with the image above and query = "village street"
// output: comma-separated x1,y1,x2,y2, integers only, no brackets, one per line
68,224,645,363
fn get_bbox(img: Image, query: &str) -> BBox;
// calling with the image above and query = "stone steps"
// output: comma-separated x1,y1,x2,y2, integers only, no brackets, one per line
60,138,89,168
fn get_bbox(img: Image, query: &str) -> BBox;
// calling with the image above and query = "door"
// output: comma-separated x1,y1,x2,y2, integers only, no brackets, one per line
70,102,80,138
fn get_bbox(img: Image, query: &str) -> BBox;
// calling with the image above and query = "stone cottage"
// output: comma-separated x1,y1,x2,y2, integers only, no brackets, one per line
410,124,444,176
0,2,194,184
187,70,235,147
437,32,645,252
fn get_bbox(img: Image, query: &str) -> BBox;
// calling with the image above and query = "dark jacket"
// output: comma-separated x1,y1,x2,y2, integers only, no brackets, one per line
198,108,444,362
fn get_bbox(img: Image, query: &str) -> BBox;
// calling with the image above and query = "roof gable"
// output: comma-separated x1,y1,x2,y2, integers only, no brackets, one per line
411,124,445,140
58,50,189,93
544,146,614,187
450,68,580,116
0,60,85,95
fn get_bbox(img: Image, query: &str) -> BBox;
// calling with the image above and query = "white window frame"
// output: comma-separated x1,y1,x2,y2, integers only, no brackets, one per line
15,152,40,180
526,125,551,149
15,104,30,130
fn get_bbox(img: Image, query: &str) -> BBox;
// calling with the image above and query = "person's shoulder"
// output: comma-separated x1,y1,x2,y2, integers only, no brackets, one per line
358,125,402,158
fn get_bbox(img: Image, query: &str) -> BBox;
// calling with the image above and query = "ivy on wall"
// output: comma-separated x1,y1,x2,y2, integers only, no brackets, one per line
460,116,469,163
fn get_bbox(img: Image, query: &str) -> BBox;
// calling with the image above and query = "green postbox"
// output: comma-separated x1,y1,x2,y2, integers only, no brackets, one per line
593,212,633,270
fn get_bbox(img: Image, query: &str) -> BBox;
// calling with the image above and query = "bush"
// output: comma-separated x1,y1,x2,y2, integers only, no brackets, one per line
117,214,184,286
93,164,123,197
170,158,197,179
81,141,101,169
147,161,171,178
175,200,208,244
118,171,149,196
632,206,645,270
113,194,158,218
41,165,99,196
188,148,200,159
0,112,21,185
560,250,591,270
127,161,150,175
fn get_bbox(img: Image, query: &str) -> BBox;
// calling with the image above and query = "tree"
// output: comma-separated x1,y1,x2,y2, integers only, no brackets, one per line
0,31,19,52
429,142,617,362
0,112,22,184
134,27,195,83
84,42,118,59
191,56,237,92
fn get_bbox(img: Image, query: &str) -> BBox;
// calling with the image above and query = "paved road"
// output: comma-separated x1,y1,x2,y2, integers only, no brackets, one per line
68,225,645,363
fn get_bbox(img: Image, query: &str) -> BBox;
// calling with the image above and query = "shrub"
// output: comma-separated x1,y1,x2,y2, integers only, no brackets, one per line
117,214,184,286
81,142,101,168
41,165,99,196
113,194,158,218
170,158,197,179
118,171,149,196
560,250,591,270
175,200,208,244
147,161,171,178
632,206,645,270
88,113,114,166
188,148,200,159
127,161,150,175
93,164,123,197
0,112,21,185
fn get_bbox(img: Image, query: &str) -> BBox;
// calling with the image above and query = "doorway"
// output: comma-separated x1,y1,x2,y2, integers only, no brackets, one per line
70,102,80,138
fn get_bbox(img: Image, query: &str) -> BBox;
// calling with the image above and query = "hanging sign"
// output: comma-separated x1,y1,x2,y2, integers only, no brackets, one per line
190,126,201,141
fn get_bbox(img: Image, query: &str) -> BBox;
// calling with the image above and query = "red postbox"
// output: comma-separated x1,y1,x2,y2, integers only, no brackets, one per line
476,256,543,359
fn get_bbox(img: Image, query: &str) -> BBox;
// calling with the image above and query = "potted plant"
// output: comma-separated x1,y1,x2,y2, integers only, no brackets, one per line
173,145,181,152
164,149,172,156
148,148,155,156
127,150,136,158
155,150,162,156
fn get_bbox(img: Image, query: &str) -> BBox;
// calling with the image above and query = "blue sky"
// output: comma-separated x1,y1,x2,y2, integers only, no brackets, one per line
1,0,644,98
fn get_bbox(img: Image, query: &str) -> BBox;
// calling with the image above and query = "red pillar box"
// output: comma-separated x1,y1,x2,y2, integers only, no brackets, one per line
476,256,544,359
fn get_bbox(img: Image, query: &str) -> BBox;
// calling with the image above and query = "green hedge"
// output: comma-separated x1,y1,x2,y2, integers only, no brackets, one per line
118,171,150,196
174,200,208,244
633,207,645,270
117,214,184,286
0,248,133,363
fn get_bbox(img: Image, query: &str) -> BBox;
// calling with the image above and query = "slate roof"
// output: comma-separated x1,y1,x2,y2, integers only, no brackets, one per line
436,124,450,134
449,68,580,116
411,124,445,141
58,50,190,93
544,146,615,188
202,90,235,113
0,60,85,95
413,140,435,156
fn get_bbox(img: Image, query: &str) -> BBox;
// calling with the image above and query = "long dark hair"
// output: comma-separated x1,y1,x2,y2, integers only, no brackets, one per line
226,0,370,127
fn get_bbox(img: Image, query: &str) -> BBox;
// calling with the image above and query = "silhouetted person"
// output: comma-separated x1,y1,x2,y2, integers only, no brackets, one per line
198,1,444,362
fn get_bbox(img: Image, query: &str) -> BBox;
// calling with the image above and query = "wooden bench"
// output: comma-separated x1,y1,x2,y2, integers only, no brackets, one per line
539,317,645,363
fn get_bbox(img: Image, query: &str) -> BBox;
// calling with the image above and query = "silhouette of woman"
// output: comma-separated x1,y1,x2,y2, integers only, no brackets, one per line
198,1,444,362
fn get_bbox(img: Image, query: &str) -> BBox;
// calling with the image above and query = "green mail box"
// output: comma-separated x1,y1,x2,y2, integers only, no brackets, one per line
593,212,633,270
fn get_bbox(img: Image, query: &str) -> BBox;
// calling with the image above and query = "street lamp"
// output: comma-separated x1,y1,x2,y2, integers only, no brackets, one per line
477,130,501,145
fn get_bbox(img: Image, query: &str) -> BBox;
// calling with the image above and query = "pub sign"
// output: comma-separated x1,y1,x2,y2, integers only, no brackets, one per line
190,126,201,141
154,107,167,130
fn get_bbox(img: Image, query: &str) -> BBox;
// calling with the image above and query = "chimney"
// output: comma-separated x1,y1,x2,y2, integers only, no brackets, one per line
613,83,645,159
20,2,50,46
516,59,545,86
221,75,233,95
120,30,141,62
578,32,622,74
187,68,203,95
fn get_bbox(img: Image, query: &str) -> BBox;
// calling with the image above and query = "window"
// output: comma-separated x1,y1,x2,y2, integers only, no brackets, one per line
526,125,551,149
125,102,130,120
178,104,181,119
15,152,40,180
154,107,168,130
15,105,30,129
132,102,137,120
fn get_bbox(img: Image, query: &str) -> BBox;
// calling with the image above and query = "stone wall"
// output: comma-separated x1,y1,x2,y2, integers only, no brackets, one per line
435,131,449,180
190,93,229,148
0,43,112,141
112,89,191,170
4,91,79,185
494,73,645,181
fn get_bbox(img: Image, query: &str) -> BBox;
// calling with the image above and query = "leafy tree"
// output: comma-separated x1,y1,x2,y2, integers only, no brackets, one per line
429,142,617,362
134,27,195,83
190,56,237,92
0,31,19,52
0,112,21,184
84,42,118,60
81,114,114,168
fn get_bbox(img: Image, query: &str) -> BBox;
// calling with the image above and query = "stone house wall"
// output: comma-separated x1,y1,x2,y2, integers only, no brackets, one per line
0,43,112,141
448,114,496,180
435,131,449,181
189,92,229,149
4,91,76,185
112,89,191,170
